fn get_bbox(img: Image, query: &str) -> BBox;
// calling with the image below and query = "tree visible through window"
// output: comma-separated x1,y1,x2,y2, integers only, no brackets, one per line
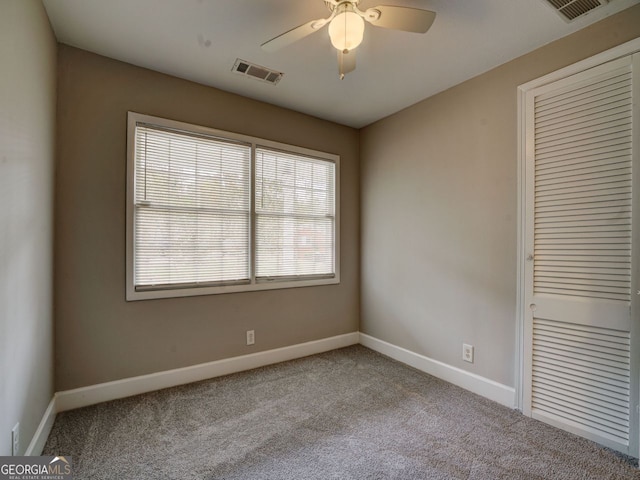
255,148,335,279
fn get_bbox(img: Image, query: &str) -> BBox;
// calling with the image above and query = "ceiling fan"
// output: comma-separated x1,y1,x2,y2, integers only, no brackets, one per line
261,0,436,79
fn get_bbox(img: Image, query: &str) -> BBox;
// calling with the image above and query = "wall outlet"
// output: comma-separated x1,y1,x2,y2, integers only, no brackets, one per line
11,423,19,456
246,330,255,346
462,344,474,363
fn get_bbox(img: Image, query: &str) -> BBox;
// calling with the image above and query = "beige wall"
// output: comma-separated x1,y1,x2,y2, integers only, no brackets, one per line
55,45,360,391
0,0,57,455
360,6,640,387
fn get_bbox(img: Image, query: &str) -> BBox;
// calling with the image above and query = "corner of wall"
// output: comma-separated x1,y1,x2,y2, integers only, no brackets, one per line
0,0,57,456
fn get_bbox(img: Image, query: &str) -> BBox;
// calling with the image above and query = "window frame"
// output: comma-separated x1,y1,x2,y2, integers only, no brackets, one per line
126,112,340,301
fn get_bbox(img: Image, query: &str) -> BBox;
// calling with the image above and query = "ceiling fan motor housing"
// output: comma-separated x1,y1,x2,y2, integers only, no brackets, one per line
325,0,361,12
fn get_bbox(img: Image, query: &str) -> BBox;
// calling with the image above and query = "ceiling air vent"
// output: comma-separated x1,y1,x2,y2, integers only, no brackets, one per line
545,0,608,21
232,59,283,85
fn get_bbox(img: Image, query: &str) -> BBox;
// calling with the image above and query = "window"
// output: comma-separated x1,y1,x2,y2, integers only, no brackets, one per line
126,112,339,300
255,148,335,280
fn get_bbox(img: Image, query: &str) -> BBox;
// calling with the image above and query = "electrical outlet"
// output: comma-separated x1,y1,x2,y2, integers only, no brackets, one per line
462,344,474,363
11,423,19,456
246,330,255,346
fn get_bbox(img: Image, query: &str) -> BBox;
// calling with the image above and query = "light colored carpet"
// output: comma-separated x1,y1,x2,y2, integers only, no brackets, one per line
44,346,639,479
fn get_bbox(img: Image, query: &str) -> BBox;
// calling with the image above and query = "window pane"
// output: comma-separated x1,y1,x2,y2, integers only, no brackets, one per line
135,127,250,211
134,125,251,287
255,148,335,279
255,216,334,277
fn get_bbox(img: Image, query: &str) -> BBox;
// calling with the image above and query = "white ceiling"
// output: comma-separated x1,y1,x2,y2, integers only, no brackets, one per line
42,0,639,128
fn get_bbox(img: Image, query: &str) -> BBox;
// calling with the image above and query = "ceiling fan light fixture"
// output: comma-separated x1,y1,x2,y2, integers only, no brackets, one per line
328,7,365,51
261,0,437,80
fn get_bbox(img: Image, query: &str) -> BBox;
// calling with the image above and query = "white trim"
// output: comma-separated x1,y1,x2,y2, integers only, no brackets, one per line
25,397,57,456
56,332,359,412
515,36,640,416
515,84,526,413
359,333,516,408
629,50,640,460
129,276,341,301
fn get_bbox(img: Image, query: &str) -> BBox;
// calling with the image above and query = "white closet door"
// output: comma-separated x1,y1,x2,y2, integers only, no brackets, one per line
523,53,639,456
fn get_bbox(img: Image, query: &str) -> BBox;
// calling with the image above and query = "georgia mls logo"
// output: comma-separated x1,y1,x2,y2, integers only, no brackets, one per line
49,457,71,474
0,456,72,480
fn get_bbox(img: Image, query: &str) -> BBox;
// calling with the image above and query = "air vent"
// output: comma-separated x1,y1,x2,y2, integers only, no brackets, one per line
232,59,283,85
545,0,608,21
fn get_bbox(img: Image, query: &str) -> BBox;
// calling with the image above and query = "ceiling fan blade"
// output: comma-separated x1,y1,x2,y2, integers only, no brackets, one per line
365,6,436,34
261,18,329,52
338,49,356,80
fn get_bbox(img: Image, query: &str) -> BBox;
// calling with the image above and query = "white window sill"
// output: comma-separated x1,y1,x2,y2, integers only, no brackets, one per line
126,275,340,301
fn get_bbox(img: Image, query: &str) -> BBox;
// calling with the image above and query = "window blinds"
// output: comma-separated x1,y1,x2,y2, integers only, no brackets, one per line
255,147,336,280
134,124,251,289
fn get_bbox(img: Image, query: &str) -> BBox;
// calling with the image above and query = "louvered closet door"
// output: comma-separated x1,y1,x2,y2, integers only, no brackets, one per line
523,53,639,456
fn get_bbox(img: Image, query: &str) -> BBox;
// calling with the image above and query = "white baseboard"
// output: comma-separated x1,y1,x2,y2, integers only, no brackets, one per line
51,331,514,422
359,333,516,408
25,397,57,456
56,332,359,412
